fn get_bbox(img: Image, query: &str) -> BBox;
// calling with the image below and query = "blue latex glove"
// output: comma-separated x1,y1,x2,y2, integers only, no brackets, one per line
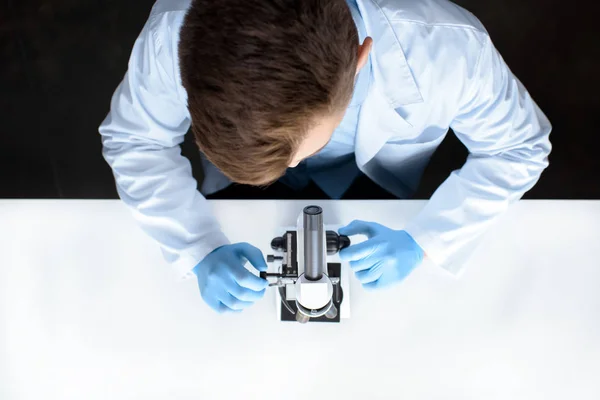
193,243,268,313
338,220,424,290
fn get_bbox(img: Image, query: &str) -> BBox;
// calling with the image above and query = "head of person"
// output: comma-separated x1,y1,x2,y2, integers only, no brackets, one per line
179,0,372,185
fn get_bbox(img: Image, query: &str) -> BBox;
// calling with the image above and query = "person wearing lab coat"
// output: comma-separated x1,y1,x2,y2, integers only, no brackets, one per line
100,0,551,313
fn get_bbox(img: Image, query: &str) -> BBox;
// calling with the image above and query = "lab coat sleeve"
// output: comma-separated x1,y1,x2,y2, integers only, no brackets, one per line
99,16,229,279
403,35,552,275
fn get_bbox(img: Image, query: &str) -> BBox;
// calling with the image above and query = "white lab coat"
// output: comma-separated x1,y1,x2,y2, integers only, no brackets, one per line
99,0,551,278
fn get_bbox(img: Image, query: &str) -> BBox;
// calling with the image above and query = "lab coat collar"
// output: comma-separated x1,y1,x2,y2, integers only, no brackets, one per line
356,0,423,107
355,81,414,166
348,0,371,107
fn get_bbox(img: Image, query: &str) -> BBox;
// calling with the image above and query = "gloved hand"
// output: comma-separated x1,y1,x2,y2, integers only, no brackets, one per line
338,220,424,290
193,243,268,313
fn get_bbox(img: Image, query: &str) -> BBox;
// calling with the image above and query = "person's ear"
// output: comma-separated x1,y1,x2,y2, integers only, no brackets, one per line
356,37,373,76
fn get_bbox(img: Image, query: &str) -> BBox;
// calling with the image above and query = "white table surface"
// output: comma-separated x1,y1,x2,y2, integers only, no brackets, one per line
1,200,600,400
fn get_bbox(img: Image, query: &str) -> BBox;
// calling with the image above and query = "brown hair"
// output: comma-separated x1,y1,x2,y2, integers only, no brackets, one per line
179,0,358,185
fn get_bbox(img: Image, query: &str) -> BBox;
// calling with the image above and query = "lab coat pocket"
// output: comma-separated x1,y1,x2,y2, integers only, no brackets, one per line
385,124,448,147
380,129,446,170
374,131,447,193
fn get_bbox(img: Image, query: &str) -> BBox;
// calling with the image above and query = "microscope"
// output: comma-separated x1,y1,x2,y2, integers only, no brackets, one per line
261,205,351,323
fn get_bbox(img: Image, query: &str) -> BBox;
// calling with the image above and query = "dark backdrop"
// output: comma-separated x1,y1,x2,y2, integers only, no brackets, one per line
1,0,599,199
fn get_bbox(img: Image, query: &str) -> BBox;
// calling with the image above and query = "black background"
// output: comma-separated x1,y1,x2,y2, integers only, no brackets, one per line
1,0,599,199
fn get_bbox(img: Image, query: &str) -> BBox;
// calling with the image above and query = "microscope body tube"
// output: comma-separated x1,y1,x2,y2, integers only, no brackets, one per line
303,206,325,281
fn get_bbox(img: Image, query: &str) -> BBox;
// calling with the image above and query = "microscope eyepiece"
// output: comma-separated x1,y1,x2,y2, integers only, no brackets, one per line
303,205,322,215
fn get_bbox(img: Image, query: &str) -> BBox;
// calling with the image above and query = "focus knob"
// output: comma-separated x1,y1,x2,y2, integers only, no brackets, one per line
326,231,351,255
270,236,286,251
